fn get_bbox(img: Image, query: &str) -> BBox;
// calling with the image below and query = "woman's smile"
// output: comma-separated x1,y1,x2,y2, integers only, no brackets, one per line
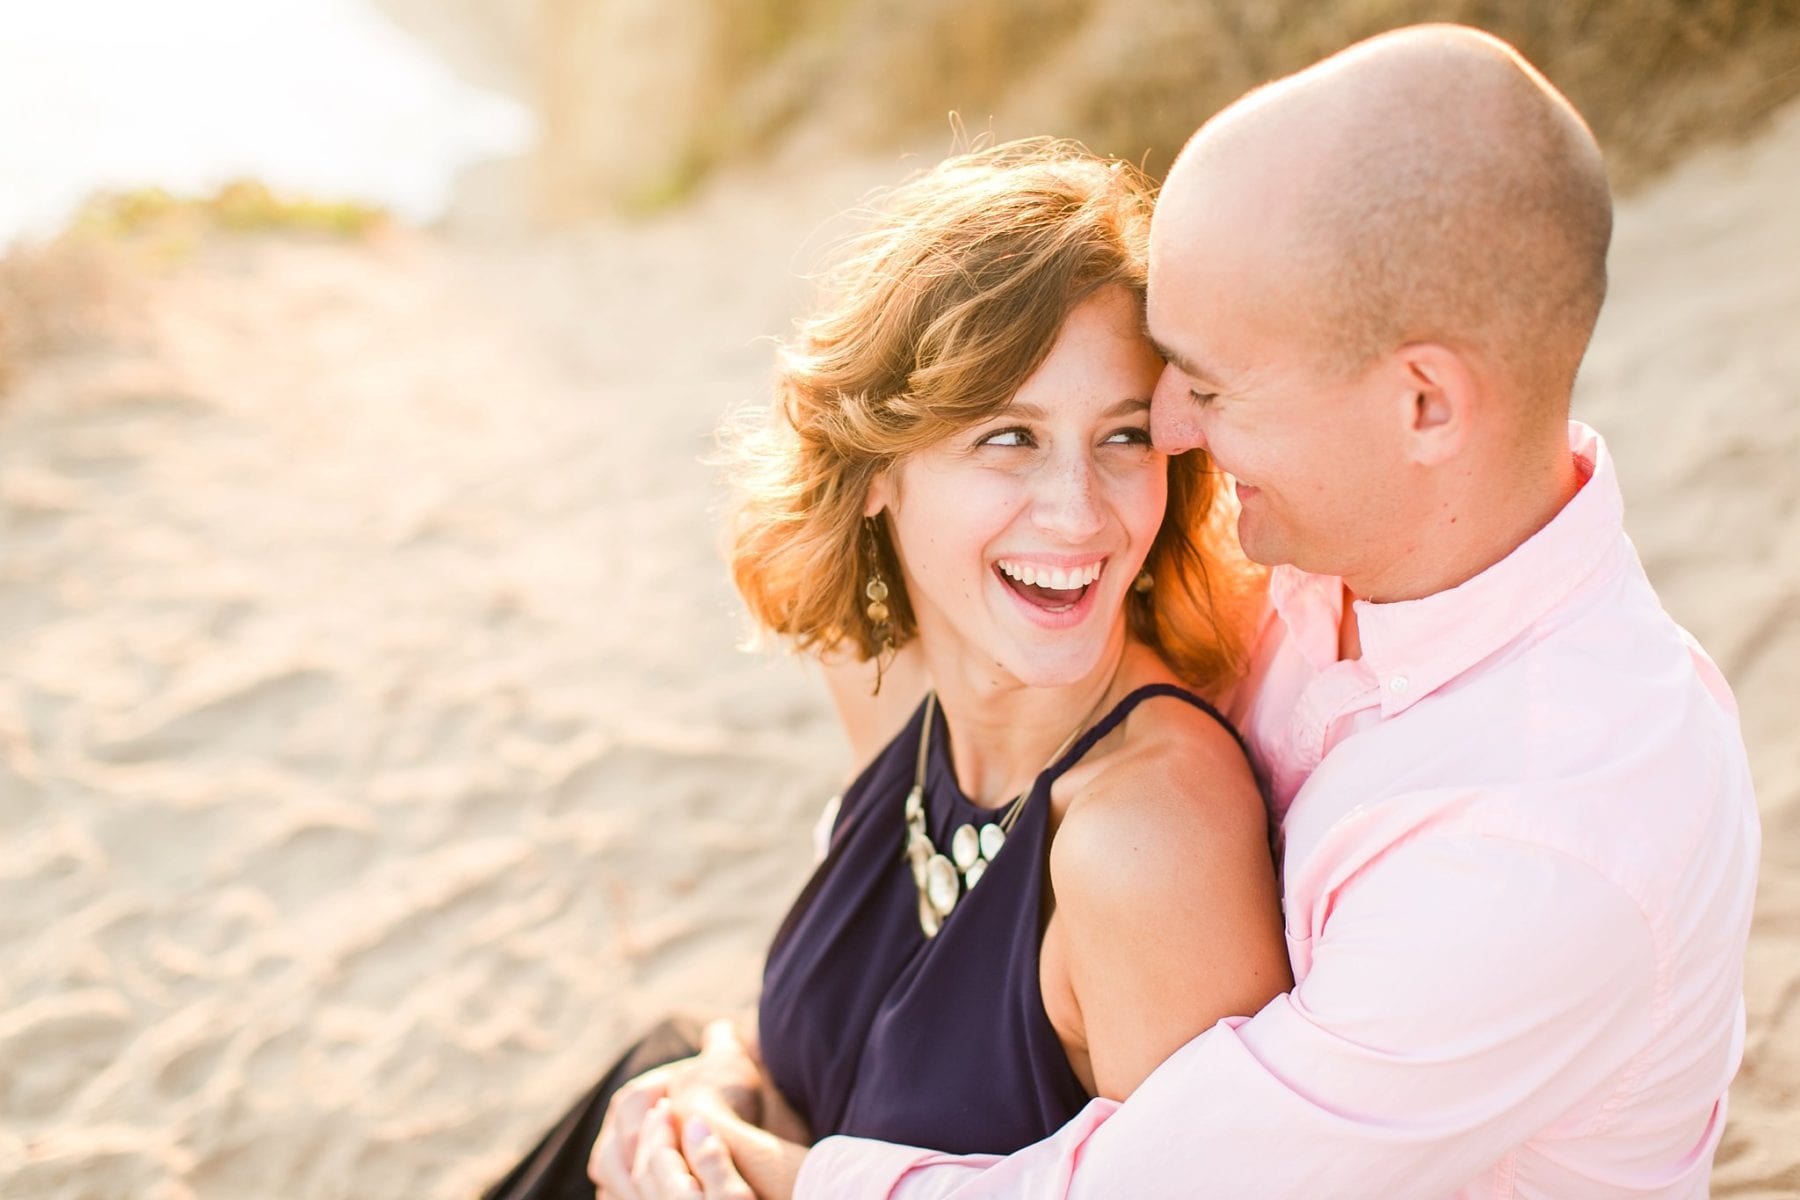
993,556,1108,626
864,284,1168,690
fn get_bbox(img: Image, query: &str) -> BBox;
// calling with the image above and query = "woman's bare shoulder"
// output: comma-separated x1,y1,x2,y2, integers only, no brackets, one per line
1050,685,1270,918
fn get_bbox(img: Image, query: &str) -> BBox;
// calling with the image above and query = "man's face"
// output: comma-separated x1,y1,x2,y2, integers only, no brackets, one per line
1145,192,1411,583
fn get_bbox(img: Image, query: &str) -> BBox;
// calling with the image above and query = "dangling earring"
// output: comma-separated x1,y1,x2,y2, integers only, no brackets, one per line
1133,568,1155,594
864,520,896,694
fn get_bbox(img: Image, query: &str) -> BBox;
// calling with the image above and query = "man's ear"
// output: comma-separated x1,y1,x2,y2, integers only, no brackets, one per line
1394,343,1476,467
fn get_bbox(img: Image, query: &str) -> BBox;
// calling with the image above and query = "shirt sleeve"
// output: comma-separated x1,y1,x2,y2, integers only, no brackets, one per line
797,832,1658,1199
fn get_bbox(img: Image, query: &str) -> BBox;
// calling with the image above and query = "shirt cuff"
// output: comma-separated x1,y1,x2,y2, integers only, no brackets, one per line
797,1136,977,1200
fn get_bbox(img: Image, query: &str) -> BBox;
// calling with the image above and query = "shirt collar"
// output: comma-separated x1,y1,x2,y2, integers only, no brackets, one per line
1270,421,1626,717
1266,562,1347,670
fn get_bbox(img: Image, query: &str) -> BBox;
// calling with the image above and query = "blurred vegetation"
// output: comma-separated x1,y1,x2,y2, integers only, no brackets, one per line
73,181,388,240
543,0,1800,212
0,182,385,393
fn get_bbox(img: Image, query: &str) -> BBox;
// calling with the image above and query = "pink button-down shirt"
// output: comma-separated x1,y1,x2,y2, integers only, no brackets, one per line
796,423,1760,1199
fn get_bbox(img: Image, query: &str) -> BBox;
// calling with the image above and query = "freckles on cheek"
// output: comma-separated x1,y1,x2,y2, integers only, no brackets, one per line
1127,472,1169,531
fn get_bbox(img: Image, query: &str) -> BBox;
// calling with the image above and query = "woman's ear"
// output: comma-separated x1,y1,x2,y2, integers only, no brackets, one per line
863,470,892,518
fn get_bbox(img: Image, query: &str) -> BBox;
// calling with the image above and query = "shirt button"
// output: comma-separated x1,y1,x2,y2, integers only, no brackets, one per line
1389,675,1410,694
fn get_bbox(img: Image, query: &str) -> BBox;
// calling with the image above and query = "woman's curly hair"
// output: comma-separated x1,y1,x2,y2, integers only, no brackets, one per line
723,137,1254,689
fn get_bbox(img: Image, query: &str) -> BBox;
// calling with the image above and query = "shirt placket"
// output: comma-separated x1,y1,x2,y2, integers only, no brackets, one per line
1269,660,1382,832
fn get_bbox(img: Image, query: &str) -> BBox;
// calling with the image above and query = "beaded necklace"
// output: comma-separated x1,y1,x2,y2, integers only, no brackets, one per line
904,667,1121,938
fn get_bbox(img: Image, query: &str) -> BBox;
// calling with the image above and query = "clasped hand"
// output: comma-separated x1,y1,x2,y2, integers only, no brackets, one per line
589,1019,804,1200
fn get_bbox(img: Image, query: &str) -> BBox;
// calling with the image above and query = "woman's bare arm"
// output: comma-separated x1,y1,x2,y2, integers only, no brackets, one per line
817,642,929,769
1047,703,1291,1101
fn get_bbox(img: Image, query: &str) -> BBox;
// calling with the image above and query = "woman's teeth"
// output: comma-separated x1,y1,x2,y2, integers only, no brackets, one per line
995,560,1104,590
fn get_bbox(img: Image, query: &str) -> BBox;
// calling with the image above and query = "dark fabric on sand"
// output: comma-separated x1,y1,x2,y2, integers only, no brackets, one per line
480,1015,704,1200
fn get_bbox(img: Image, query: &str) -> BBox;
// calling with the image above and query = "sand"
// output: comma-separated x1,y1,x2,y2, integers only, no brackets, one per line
1,106,1795,1199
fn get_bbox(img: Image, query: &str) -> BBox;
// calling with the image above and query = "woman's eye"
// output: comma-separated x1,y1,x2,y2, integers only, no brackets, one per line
979,427,1035,448
1189,389,1218,408
1104,427,1152,445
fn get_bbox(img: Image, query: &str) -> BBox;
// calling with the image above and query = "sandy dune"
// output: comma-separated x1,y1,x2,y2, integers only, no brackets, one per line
0,106,1795,1198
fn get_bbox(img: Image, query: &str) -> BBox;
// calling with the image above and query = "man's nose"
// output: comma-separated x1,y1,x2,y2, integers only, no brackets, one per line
1150,365,1207,456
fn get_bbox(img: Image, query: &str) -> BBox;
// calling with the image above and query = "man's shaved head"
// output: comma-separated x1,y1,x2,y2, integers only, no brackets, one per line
1162,24,1611,407
1147,25,1613,598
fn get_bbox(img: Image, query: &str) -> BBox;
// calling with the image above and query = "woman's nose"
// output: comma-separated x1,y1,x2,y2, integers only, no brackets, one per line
1030,453,1107,543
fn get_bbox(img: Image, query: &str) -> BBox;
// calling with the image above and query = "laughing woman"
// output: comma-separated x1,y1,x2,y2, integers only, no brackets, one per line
484,140,1289,1200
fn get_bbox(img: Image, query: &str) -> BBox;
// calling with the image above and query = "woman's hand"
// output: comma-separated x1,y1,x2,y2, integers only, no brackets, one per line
668,1101,807,1200
590,1020,764,1199
627,1100,754,1200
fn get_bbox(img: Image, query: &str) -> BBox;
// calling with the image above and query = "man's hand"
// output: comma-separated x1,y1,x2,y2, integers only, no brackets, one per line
590,1020,763,1199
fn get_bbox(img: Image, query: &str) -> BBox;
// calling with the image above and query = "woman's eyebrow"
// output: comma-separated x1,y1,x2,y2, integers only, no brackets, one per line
999,398,1149,420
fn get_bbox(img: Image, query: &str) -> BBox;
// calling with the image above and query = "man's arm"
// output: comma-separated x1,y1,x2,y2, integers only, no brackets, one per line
800,831,1657,1199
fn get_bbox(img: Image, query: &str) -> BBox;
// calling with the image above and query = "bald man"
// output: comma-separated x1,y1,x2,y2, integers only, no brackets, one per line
641,24,1759,1200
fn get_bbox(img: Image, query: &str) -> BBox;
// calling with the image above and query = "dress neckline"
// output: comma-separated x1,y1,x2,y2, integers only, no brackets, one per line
920,682,1236,823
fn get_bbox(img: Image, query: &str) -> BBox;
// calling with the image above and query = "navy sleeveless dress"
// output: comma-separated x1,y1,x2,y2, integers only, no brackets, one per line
758,683,1237,1155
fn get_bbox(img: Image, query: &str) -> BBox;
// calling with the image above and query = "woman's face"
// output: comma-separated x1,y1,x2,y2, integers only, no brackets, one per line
869,285,1168,691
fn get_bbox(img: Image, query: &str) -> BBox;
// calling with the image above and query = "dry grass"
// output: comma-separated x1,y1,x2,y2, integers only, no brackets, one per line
71,180,387,240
